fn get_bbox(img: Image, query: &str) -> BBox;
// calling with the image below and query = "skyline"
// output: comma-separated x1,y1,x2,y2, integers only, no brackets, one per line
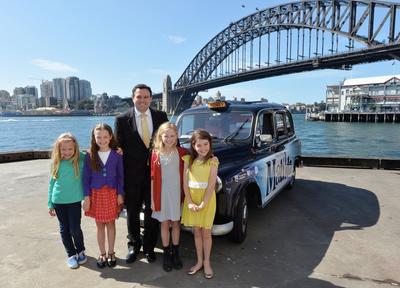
1,0,400,104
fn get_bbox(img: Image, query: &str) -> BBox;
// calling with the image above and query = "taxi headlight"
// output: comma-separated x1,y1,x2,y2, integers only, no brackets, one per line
215,176,223,193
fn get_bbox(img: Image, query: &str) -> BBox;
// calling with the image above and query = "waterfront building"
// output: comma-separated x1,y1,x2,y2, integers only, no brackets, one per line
66,76,80,103
79,79,92,100
52,78,66,103
0,90,10,99
0,90,11,110
40,81,53,107
12,86,38,110
326,75,400,112
13,87,25,97
25,86,38,98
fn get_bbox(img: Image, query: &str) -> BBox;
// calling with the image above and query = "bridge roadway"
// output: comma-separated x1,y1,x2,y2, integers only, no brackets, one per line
0,159,399,288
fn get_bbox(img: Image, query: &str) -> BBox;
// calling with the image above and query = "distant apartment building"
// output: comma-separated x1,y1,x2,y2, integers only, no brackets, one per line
40,81,54,107
66,76,80,102
13,86,38,110
0,90,11,109
52,77,92,105
52,78,67,105
326,75,400,112
79,79,92,101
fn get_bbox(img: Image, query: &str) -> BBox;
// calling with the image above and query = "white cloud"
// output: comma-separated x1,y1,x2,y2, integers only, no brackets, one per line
168,35,186,44
31,59,78,72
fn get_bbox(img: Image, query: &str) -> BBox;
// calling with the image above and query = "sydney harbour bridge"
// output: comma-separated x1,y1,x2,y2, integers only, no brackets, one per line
153,0,400,114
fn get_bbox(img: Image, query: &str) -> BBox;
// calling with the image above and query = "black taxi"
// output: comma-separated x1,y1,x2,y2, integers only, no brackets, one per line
176,101,301,243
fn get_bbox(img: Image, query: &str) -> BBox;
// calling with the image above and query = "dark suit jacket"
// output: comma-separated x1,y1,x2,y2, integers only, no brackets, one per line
114,107,168,199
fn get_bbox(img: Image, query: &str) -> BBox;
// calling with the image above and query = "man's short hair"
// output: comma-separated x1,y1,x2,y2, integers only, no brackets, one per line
132,84,152,97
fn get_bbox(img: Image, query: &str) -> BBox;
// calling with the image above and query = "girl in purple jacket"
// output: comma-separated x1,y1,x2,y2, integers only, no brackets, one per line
83,123,124,268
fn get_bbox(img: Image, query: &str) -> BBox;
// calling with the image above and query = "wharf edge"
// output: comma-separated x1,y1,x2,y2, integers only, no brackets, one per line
1,150,399,170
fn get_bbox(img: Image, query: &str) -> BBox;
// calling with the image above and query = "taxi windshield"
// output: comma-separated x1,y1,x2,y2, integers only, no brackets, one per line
176,111,253,141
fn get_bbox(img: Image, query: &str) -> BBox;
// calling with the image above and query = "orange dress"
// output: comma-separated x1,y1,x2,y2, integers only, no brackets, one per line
85,186,119,223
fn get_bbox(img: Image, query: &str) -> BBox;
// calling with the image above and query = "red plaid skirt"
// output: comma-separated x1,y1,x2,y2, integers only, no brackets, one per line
85,186,119,223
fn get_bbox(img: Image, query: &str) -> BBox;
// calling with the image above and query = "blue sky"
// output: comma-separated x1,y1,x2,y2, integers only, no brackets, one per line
1,0,399,104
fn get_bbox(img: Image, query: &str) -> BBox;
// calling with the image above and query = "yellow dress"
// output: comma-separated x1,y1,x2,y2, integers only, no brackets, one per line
181,155,219,229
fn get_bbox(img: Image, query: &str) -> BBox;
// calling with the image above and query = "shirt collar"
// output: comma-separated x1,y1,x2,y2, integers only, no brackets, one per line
134,107,151,117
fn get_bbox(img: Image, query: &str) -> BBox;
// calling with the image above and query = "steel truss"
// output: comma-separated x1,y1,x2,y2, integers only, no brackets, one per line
171,0,400,113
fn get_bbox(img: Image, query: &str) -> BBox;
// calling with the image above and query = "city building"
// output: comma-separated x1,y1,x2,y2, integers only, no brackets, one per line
52,78,66,104
0,90,11,109
12,86,38,110
24,86,38,98
326,75,400,112
40,80,54,107
66,76,80,102
79,79,92,101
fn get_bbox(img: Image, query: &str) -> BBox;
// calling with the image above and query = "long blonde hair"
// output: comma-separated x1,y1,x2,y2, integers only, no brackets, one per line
51,133,80,179
153,122,178,153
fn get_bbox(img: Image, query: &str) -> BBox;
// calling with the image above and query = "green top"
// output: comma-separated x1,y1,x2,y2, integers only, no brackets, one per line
47,152,85,209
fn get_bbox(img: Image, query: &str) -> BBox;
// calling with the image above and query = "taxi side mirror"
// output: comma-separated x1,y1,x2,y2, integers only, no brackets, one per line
259,134,273,143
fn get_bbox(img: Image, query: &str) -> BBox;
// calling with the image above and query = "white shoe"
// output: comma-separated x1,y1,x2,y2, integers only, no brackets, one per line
67,255,79,269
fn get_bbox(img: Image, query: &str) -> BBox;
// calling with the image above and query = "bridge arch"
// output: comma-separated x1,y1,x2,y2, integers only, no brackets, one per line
171,0,400,113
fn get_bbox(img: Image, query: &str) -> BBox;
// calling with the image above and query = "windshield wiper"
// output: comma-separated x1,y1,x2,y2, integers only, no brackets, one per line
223,118,249,143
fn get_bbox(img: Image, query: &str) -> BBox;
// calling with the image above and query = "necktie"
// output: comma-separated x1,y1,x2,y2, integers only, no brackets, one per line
140,113,150,148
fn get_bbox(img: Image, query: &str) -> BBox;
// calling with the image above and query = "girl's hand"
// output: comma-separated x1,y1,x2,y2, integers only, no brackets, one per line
117,194,124,206
83,197,90,212
48,208,56,217
116,147,123,155
197,201,205,210
188,203,198,212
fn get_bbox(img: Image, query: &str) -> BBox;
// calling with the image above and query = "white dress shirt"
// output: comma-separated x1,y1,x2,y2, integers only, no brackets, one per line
134,107,153,140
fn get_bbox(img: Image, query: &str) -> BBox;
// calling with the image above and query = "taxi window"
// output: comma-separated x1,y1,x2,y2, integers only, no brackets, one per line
285,112,294,136
275,113,286,140
257,112,274,137
177,111,253,140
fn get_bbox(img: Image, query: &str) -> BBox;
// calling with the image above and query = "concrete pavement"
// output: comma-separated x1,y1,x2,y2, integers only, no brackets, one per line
0,159,399,288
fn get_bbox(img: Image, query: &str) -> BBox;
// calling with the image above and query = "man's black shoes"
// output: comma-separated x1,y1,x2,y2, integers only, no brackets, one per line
126,247,139,264
145,251,156,263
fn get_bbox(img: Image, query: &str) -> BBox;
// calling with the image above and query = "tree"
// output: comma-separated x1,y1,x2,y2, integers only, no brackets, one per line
76,99,94,110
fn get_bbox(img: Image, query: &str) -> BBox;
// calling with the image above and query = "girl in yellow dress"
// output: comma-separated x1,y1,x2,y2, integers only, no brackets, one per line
181,129,219,279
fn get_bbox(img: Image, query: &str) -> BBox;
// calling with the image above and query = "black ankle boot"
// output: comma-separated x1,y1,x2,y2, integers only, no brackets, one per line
171,244,183,269
162,246,172,272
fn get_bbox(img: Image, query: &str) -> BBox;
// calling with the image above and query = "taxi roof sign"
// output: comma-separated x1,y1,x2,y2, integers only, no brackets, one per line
207,101,229,110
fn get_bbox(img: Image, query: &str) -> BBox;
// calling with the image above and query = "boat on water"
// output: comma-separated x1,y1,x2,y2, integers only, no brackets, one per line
0,111,23,117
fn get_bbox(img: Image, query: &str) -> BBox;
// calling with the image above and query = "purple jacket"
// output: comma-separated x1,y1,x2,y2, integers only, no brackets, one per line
83,150,124,196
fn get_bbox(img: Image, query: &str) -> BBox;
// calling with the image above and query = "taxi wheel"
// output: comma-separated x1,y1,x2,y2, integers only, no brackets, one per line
230,193,248,243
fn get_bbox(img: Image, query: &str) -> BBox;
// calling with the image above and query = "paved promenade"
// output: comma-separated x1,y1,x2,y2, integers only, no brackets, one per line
0,159,399,288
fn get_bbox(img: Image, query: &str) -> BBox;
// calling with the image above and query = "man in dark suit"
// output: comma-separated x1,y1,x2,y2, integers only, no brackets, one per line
114,84,168,263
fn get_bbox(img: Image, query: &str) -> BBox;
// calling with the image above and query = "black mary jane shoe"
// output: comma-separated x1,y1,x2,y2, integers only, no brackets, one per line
107,252,117,267
97,253,107,269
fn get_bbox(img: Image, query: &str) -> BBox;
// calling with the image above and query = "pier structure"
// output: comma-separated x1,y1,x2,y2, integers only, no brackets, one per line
324,111,400,123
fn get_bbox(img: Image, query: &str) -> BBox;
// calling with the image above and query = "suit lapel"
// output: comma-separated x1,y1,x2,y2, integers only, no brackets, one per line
128,108,138,135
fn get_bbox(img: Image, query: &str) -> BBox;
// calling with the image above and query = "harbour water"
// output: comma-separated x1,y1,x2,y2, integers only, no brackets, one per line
0,114,399,158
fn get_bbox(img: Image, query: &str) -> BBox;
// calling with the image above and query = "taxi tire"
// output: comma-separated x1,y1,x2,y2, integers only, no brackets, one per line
229,193,248,243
